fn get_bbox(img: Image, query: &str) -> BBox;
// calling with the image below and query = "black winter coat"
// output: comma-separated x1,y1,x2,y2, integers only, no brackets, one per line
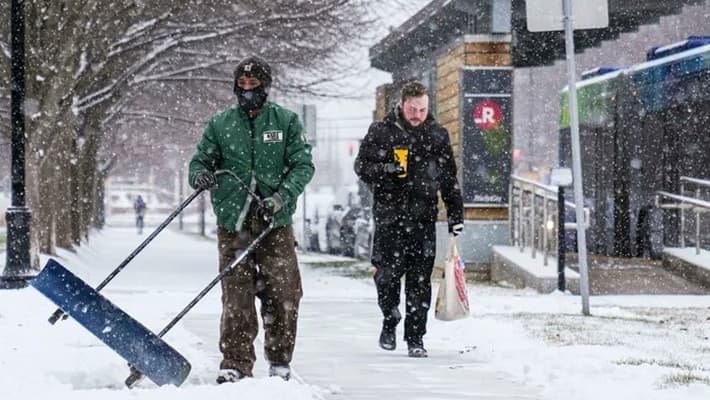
354,108,464,226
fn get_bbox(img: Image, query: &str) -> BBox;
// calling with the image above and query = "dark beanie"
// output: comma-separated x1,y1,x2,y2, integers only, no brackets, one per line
233,56,272,87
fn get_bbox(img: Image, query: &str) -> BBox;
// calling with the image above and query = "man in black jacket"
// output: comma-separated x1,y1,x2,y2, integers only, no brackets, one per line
354,81,464,358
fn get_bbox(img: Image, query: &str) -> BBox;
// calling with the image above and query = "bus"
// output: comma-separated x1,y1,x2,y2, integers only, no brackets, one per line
559,37,710,258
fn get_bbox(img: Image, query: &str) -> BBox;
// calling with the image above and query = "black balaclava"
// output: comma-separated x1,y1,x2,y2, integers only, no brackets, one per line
233,56,272,113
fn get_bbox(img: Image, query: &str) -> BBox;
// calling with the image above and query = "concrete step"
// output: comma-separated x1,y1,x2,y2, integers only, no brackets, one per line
490,245,580,294
662,247,710,289
491,246,710,295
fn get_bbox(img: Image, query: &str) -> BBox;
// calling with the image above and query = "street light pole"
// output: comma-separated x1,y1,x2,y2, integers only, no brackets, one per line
2,0,34,289
562,0,591,315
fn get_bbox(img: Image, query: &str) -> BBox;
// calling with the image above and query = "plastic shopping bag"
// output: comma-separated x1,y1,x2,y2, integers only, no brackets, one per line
434,237,470,321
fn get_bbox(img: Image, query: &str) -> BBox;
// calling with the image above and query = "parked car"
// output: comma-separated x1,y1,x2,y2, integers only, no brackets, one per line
352,207,373,259
330,205,372,259
325,205,345,254
339,207,358,257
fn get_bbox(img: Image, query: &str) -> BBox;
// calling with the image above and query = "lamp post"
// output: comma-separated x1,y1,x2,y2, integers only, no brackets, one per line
1,0,34,289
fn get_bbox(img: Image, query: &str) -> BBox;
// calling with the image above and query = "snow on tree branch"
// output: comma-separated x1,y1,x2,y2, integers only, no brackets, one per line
120,110,202,125
72,0,371,113
132,59,239,85
0,40,9,61
74,39,178,112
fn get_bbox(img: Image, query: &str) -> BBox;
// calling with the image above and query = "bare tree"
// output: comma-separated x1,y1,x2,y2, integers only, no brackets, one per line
0,0,381,258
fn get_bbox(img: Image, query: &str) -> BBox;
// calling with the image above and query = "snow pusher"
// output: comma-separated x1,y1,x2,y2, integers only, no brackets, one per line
30,170,272,388
30,259,192,386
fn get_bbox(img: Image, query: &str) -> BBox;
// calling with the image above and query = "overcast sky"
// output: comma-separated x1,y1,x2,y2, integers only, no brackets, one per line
305,0,432,188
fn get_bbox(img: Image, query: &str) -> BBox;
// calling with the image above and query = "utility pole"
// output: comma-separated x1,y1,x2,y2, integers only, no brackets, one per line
198,192,205,237
562,0,591,315
300,104,316,249
2,0,34,289
526,0,607,315
178,168,184,231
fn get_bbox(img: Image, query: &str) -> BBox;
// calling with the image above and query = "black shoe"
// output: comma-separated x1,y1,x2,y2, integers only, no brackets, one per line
269,364,291,381
408,342,428,358
216,369,246,384
379,325,396,351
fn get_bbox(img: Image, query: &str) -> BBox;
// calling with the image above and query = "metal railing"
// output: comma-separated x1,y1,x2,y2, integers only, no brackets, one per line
509,175,589,266
655,176,710,255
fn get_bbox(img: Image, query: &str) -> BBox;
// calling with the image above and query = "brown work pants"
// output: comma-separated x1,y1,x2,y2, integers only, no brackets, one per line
216,218,302,376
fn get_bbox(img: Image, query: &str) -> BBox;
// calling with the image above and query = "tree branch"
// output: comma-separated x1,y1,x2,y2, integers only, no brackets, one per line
119,110,203,125
131,59,239,85
75,0,367,113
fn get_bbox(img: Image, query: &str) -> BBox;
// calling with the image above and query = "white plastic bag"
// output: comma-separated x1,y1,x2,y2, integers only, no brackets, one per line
434,237,470,321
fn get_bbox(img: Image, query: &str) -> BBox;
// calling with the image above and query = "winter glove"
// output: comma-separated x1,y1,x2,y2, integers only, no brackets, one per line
258,192,284,222
383,163,406,177
193,171,217,190
449,223,464,237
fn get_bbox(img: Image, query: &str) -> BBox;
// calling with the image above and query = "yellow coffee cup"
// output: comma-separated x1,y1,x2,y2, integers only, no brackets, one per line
393,147,409,178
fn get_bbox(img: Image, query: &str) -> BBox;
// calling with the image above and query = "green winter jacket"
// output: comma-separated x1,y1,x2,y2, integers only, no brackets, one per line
189,102,314,232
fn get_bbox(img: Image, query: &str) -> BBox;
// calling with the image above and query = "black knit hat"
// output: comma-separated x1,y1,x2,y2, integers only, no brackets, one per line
233,56,272,90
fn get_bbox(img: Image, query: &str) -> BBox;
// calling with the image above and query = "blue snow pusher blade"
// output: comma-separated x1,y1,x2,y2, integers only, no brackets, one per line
30,259,191,387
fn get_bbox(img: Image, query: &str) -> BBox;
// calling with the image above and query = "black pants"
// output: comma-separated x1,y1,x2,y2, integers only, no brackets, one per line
372,219,436,345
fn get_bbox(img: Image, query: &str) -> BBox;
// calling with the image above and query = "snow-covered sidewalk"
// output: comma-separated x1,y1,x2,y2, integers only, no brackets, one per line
1,226,709,400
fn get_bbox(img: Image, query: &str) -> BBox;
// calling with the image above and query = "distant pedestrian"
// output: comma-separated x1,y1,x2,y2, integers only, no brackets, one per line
354,81,464,358
133,195,146,234
304,219,320,252
188,56,314,383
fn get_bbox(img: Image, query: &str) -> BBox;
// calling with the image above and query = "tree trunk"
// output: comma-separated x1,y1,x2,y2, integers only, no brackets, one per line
95,173,106,229
24,157,42,270
79,124,100,242
70,138,82,247
53,125,76,251
36,139,56,255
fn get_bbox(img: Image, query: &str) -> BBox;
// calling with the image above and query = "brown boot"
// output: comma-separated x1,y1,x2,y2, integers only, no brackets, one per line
269,364,291,381
216,369,248,384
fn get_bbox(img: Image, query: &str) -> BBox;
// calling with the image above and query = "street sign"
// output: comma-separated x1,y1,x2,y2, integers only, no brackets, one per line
550,167,573,187
526,0,609,32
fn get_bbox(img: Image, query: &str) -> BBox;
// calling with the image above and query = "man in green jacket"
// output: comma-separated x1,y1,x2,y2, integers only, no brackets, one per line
188,56,314,383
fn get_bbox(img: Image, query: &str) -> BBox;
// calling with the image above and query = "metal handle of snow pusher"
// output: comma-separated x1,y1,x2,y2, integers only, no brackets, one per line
213,169,267,208
48,186,209,324
125,221,274,388
125,169,274,388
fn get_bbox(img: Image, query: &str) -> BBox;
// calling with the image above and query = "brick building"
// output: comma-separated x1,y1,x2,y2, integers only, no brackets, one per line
369,0,513,270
